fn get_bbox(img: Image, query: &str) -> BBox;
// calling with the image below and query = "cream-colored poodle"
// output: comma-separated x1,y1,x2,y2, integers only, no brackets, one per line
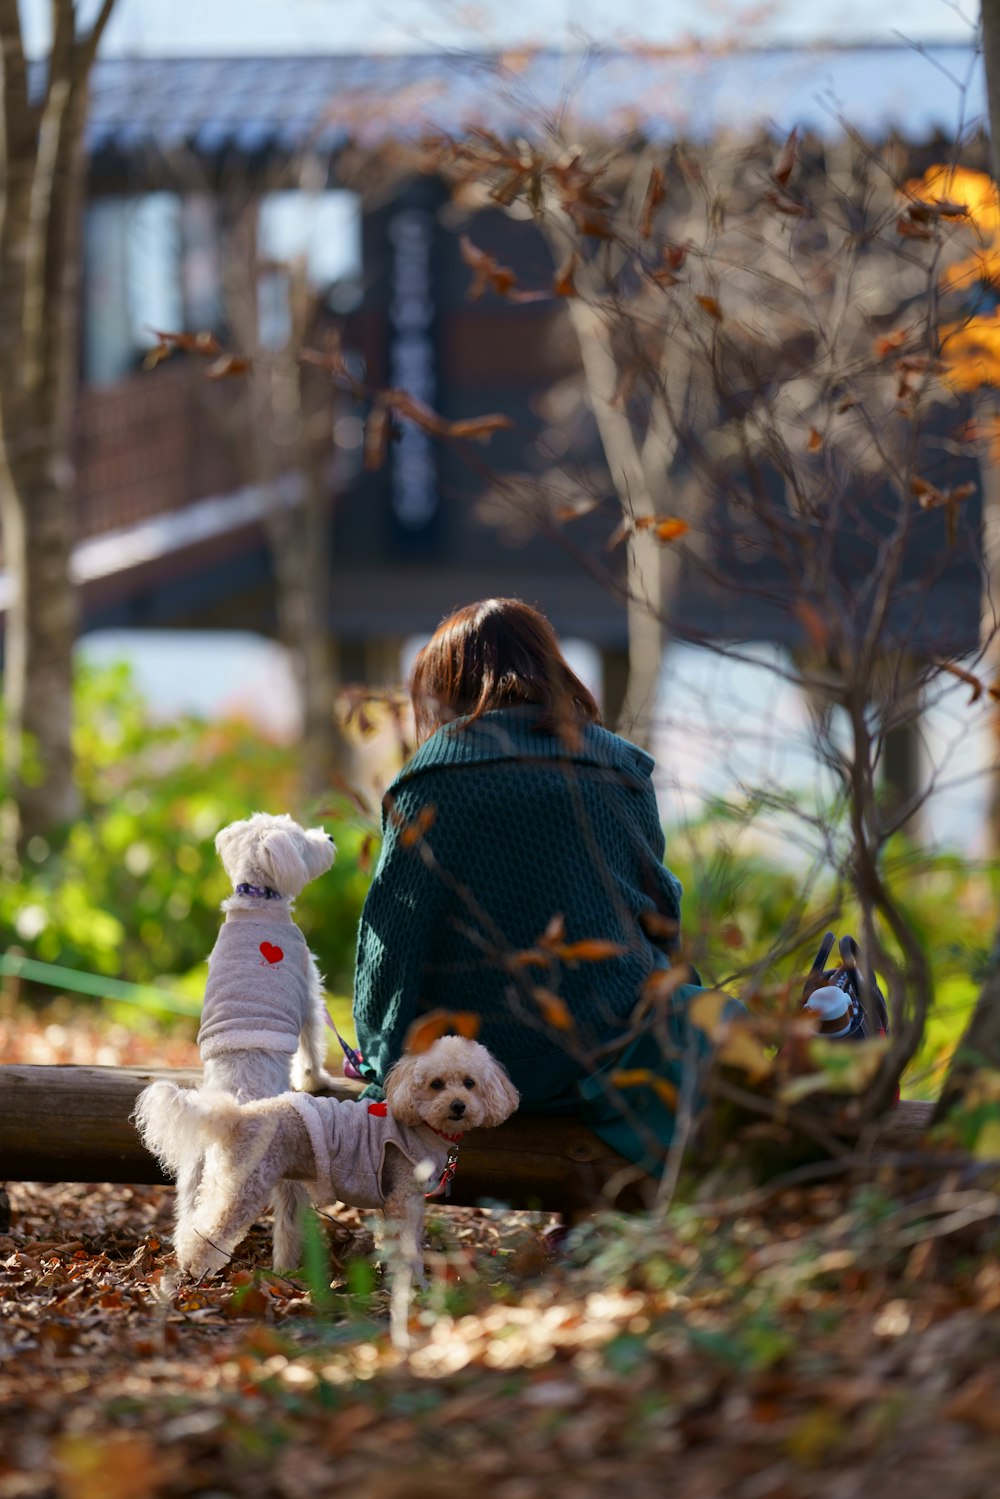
138,811,337,1271
134,1035,519,1279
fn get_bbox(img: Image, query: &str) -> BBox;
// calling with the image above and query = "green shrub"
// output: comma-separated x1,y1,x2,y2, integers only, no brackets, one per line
2,662,992,1089
2,662,370,998
666,815,995,1094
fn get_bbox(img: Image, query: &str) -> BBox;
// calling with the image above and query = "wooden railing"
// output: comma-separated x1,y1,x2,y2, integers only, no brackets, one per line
74,369,242,541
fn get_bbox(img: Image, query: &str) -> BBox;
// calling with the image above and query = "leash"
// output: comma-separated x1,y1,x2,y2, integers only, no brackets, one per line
323,1011,379,1083
423,1125,464,1198
426,1145,461,1199
323,1015,465,1195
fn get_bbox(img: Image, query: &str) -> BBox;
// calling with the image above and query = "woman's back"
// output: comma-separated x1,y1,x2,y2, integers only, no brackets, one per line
353,706,681,1104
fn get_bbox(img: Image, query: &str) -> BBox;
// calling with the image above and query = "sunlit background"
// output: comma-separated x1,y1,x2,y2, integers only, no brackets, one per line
5,0,992,863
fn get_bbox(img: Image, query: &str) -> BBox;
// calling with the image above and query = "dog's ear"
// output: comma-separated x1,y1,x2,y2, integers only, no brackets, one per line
302,827,337,879
259,826,311,894
214,820,247,878
383,1055,423,1127
476,1053,520,1127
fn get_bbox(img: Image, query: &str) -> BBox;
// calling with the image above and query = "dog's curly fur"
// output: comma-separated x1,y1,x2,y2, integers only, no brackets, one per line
134,1036,519,1278
135,811,337,1270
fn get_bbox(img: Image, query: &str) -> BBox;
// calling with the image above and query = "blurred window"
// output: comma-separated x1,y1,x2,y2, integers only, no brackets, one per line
257,189,362,349
83,193,186,385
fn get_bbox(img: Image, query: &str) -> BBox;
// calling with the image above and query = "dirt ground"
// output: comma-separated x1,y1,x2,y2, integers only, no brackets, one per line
4,1010,1000,1499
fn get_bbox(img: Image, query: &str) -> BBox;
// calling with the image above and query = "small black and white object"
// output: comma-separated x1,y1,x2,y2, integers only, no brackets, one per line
802,933,889,1041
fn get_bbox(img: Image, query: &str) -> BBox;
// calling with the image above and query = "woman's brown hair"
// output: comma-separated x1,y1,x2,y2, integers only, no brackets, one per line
409,598,602,745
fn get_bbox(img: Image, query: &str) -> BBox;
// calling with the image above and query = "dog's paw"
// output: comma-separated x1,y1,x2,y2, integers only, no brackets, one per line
174,1223,231,1278
187,1244,232,1279
300,1067,338,1094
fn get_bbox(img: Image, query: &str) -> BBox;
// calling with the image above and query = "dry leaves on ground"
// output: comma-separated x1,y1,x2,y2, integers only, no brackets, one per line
5,1009,1000,1497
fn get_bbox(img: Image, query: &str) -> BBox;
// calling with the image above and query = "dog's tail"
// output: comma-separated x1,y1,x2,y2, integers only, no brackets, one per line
132,1081,242,1176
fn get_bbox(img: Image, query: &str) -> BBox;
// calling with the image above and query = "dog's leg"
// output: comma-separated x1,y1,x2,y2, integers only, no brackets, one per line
177,1136,277,1278
382,1147,429,1350
270,1179,309,1272
172,1152,204,1257
178,1100,317,1278
291,952,338,1094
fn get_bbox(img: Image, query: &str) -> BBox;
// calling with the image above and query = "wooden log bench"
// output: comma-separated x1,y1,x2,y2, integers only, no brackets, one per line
0,1065,939,1219
0,1064,653,1217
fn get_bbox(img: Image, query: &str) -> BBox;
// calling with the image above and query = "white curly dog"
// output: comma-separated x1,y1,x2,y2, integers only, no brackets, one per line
135,811,337,1270
135,1035,519,1280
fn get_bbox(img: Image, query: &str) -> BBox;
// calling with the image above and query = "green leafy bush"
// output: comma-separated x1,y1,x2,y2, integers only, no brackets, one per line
667,815,995,1095
2,663,992,1089
2,662,370,999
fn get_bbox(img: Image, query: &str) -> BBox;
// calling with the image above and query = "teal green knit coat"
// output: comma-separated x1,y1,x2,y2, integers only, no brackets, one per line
352,707,683,1108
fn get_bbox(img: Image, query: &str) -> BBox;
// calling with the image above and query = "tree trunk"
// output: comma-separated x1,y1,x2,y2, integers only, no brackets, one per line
618,532,666,751
937,930,1000,1121
562,298,674,752
0,3,113,855
222,219,346,800
934,0,1000,1118
0,404,79,849
0,1062,647,1215
264,462,343,800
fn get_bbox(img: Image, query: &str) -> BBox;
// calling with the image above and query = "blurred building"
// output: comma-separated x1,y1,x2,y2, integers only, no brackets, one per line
49,47,987,703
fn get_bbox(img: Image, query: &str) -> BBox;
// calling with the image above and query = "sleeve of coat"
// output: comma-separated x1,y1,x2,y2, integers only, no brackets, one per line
635,777,683,948
351,779,445,1091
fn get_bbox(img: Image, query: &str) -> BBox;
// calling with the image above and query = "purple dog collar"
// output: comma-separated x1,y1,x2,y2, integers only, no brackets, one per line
235,883,282,900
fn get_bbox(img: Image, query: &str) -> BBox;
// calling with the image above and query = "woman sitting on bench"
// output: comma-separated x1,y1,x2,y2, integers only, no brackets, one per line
351,597,736,1175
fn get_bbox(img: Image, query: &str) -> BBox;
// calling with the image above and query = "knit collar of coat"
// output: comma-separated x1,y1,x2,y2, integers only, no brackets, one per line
392,706,655,789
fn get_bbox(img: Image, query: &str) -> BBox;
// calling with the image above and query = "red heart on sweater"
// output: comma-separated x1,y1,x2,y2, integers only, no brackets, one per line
367,1102,387,1117
259,942,284,964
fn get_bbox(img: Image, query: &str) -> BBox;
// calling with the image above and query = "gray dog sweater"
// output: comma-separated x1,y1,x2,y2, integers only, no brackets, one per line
289,1093,451,1209
198,913,312,1060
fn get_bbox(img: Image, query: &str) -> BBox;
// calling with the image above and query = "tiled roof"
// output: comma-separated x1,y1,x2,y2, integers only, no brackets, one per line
28,46,985,158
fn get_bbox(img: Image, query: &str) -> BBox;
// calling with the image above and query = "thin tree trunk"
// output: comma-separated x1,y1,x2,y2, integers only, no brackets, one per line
225,219,345,798
0,4,105,854
978,2,1000,850
934,0,1000,1119
265,455,343,799
563,299,681,751
0,409,79,847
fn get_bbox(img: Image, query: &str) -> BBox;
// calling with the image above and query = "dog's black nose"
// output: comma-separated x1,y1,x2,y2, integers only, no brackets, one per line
449,1100,466,1118
327,834,335,844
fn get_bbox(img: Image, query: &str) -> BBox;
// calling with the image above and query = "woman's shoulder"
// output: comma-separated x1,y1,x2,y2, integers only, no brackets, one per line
391,708,656,788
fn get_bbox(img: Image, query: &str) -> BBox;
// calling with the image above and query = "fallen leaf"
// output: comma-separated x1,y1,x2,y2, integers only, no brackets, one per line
553,251,580,297
364,405,392,471
540,913,567,948
447,414,515,442
399,805,437,847
460,234,519,299
204,353,252,380
771,127,798,188
553,939,625,963
935,659,1000,704
142,342,173,370
639,165,667,238
763,189,807,216
794,600,829,653
689,989,732,1036
532,987,574,1030
56,1435,165,1499
404,1010,481,1053
895,215,935,240
611,1068,679,1111
638,910,680,943
873,329,910,360
717,1021,774,1083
